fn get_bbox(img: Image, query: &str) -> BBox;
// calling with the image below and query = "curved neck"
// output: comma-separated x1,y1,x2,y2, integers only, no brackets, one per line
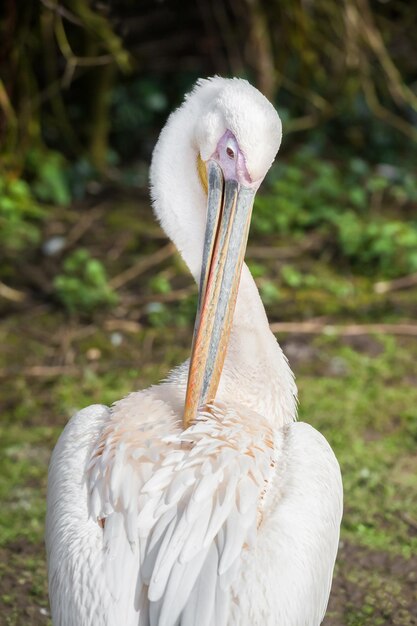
150,106,298,428
220,264,297,427
150,91,216,281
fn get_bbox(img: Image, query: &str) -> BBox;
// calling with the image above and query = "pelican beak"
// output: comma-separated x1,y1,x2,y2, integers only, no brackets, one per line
183,161,256,427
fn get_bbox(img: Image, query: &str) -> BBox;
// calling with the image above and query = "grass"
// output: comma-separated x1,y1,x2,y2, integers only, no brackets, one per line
1,193,416,625
300,336,417,559
1,319,416,624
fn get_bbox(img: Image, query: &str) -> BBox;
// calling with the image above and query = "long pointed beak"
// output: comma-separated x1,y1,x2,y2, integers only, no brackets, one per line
183,161,256,428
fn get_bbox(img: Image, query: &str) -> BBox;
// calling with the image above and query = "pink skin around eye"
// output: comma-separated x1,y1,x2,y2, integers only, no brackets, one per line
211,130,254,187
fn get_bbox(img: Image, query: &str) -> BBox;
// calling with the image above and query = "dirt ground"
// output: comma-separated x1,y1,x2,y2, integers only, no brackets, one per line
1,539,417,626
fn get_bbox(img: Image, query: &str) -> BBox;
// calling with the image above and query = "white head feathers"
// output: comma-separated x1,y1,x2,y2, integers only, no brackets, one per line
150,76,282,277
193,77,282,183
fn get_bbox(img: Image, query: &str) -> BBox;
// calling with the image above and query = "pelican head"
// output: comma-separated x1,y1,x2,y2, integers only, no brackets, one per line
150,77,282,426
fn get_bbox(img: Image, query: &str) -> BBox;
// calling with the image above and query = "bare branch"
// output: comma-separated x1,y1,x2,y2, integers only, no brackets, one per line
374,273,417,294
270,321,417,337
110,243,176,290
0,281,26,303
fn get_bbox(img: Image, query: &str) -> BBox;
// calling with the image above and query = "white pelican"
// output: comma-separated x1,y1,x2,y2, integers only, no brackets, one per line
46,77,343,626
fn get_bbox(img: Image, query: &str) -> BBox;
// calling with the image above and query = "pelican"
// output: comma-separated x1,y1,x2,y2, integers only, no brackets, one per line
46,77,343,626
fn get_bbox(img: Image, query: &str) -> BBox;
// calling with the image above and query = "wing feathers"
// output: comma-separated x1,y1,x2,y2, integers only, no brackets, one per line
158,545,210,626
179,501,211,563
181,542,218,626
88,400,276,626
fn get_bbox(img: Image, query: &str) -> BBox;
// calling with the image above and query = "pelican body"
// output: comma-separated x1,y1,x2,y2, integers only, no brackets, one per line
46,77,343,626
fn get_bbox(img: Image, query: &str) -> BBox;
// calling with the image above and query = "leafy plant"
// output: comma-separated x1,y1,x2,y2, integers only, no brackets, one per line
255,151,417,277
0,174,46,254
149,274,171,294
111,78,168,160
145,294,197,328
26,149,71,207
54,249,118,314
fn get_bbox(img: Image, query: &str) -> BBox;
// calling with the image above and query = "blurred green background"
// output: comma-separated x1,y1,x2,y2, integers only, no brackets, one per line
1,1,417,624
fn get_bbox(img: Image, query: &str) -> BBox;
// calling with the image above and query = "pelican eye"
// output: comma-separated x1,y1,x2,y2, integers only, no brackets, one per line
226,146,235,159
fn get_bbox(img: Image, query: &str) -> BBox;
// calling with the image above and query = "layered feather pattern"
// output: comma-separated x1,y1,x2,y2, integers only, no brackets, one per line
88,392,276,626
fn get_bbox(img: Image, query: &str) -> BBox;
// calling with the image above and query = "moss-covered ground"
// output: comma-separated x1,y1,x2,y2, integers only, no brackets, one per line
1,194,416,625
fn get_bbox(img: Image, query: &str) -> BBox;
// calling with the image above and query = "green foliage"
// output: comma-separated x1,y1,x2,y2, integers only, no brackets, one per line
111,78,169,159
54,249,118,314
258,279,282,305
26,149,72,207
0,148,73,268
146,295,197,329
0,174,45,254
149,274,171,294
255,151,417,277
